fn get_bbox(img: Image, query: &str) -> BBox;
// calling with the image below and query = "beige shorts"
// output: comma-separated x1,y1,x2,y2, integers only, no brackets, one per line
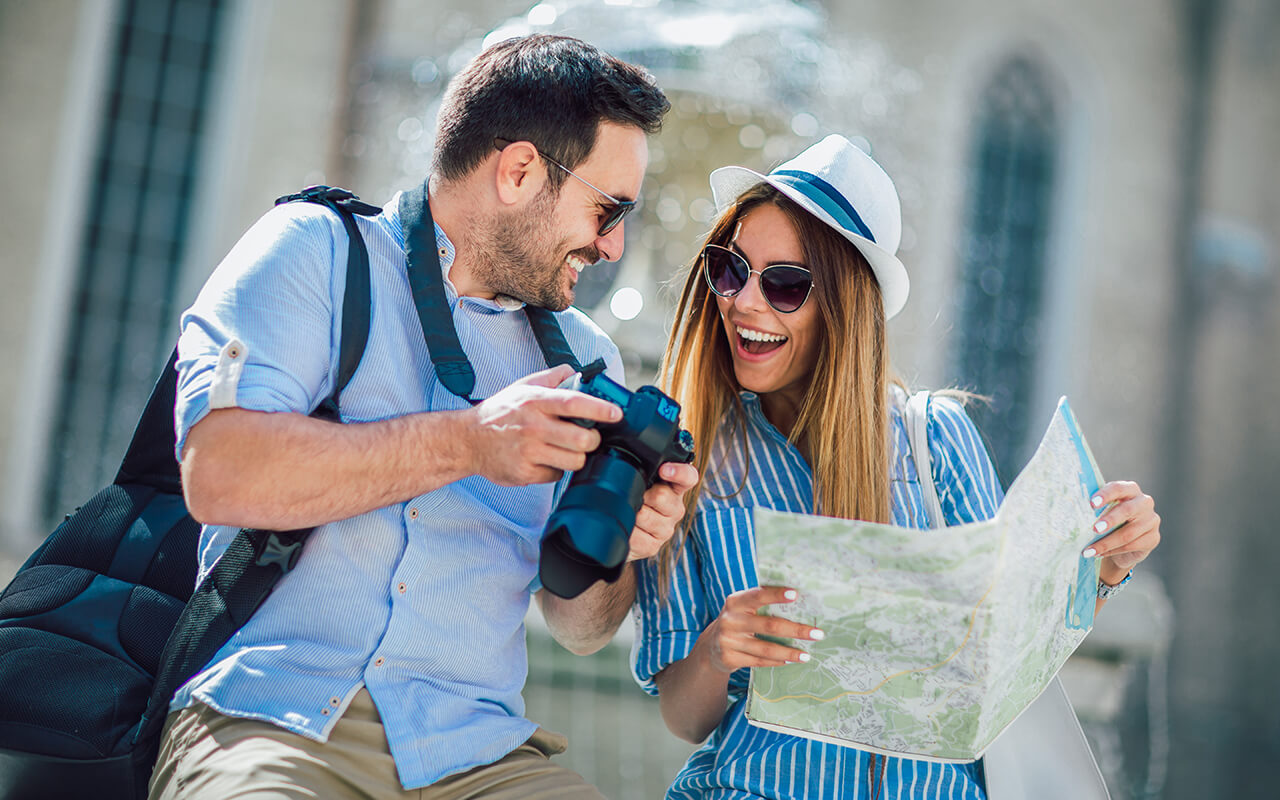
147,689,605,800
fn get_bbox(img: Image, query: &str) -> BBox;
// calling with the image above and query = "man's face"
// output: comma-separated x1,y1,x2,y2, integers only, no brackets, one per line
478,122,649,311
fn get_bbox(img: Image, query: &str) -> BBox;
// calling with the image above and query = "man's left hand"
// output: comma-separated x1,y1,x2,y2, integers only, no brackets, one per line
628,462,698,561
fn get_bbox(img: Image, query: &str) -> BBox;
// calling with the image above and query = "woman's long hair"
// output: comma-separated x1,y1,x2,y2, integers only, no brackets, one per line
656,183,892,595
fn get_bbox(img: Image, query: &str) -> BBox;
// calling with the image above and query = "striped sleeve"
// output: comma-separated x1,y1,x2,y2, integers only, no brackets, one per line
927,397,1005,525
631,526,710,696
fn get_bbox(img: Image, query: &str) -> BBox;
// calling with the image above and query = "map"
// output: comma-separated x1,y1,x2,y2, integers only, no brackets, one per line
746,397,1105,762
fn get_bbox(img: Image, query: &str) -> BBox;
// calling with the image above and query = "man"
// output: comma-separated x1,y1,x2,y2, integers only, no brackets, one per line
150,34,693,799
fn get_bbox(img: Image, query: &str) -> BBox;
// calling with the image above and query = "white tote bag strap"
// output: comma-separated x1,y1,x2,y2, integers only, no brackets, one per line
904,390,944,529
898,388,1110,800
983,677,1111,800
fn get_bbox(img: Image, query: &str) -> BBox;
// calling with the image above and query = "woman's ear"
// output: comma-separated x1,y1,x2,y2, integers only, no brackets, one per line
493,140,547,206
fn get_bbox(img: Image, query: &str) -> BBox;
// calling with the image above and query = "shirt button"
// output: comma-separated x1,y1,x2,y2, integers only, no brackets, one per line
374,656,385,667
438,247,448,257
321,708,331,716
408,507,419,520
329,696,341,707
397,582,407,594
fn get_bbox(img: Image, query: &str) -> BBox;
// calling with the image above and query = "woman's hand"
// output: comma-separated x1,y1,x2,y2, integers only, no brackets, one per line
627,462,700,561
702,586,825,673
1084,480,1162,586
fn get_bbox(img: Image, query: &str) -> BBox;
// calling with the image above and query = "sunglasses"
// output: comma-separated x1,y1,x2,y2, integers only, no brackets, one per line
494,138,636,237
701,244,814,313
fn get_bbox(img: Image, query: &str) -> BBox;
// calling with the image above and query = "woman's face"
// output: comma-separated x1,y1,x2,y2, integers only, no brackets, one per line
714,203,823,412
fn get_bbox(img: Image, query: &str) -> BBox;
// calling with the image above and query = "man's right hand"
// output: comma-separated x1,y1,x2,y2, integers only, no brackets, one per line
470,364,623,486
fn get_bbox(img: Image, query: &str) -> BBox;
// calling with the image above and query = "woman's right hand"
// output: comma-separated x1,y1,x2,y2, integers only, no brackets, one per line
703,586,825,673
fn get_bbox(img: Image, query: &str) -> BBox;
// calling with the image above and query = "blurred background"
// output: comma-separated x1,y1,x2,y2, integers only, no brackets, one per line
1,0,1277,797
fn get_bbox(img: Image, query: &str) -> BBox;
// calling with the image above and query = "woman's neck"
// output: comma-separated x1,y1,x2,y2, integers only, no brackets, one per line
759,388,806,444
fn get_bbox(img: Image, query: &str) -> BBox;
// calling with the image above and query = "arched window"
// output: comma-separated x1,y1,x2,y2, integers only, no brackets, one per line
951,57,1059,485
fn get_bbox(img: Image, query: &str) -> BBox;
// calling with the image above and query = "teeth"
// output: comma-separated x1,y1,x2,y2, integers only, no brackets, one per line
737,326,787,343
567,256,588,273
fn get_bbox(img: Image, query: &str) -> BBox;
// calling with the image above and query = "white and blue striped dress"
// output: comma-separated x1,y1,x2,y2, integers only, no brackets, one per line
633,391,1004,800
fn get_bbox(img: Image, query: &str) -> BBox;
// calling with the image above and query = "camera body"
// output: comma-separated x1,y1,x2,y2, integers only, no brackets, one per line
539,366,695,599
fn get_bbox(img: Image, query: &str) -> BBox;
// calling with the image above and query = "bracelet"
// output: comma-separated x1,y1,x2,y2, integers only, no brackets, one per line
1097,569,1133,601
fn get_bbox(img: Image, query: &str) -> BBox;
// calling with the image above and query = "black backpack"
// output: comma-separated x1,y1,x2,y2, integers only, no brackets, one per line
0,186,381,800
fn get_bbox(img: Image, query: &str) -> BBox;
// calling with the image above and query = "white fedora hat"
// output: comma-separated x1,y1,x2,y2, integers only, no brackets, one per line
709,134,910,319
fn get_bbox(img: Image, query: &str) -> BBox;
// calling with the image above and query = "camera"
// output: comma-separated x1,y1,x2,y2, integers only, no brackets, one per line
539,364,695,599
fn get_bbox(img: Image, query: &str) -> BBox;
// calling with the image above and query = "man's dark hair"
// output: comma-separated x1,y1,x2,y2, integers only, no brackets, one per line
432,34,670,191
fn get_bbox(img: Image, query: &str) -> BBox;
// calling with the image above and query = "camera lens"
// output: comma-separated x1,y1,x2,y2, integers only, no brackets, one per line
539,452,647,598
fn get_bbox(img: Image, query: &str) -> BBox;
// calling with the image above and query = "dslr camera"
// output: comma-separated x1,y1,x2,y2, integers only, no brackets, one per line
539,363,695,599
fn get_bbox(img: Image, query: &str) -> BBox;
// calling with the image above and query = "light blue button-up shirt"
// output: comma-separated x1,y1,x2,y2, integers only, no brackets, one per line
172,193,623,789
633,392,1003,799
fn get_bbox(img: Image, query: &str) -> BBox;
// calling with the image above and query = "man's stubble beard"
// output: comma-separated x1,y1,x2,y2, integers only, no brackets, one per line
471,187,580,312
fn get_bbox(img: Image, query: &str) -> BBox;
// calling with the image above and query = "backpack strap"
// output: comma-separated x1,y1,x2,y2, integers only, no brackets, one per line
113,349,182,493
275,185,381,418
399,180,582,404
904,389,945,529
136,187,379,747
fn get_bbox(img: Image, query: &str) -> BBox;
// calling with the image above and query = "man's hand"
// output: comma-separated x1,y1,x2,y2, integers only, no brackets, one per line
628,462,699,560
469,364,622,486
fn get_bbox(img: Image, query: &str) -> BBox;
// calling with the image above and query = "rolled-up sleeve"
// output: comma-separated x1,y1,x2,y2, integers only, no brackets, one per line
175,204,343,461
631,525,710,696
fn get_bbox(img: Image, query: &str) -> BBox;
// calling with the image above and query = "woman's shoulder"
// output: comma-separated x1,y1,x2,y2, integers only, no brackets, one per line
924,392,984,443
893,386,981,432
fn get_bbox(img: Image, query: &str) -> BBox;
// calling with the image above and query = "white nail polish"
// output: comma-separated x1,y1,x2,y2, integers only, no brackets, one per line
1093,520,1108,533
1091,495,1104,508
810,629,825,641
783,590,797,601
1082,547,1097,558
797,653,811,663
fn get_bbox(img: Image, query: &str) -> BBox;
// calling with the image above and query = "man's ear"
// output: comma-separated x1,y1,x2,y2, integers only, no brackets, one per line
493,140,547,206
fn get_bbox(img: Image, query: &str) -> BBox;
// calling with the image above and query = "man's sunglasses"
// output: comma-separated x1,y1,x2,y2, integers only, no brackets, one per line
701,244,814,313
494,138,636,237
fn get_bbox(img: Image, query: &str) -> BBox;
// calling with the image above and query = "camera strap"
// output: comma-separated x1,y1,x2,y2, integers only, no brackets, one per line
400,180,583,404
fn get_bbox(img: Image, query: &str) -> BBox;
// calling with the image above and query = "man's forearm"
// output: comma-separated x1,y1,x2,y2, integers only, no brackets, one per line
538,564,637,656
181,406,478,529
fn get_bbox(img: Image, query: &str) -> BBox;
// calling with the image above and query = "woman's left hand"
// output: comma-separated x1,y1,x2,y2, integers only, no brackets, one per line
628,462,700,561
1084,480,1162,585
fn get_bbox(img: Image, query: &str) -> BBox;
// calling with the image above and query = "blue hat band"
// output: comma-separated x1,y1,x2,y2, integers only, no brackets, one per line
770,169,876,244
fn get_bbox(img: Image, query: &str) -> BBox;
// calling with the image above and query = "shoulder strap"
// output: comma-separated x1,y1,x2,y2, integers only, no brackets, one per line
524,306,582,371
400,181,476,400
905,390,945,529
275,185,380,419
136,186,379,747
113,349,182,492
399,181,582,402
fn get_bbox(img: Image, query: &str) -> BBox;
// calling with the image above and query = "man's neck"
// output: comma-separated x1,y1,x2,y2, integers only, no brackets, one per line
424,176,493,300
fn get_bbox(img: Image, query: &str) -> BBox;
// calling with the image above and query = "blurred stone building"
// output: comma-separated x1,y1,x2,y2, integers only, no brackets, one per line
1,1,1277,797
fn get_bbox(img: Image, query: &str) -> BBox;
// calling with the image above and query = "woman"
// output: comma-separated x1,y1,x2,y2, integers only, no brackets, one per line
631,135,1161,799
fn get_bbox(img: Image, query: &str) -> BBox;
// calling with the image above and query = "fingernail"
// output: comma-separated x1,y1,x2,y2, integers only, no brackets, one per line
797,653,811,663
1091,495,1104,508
1093,520,1108,534
783,589,797,601
810,629,825,641
1082,547,1097,558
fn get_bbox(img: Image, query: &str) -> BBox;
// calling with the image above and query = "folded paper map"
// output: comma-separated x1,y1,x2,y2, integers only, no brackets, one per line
747,397,1105,762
